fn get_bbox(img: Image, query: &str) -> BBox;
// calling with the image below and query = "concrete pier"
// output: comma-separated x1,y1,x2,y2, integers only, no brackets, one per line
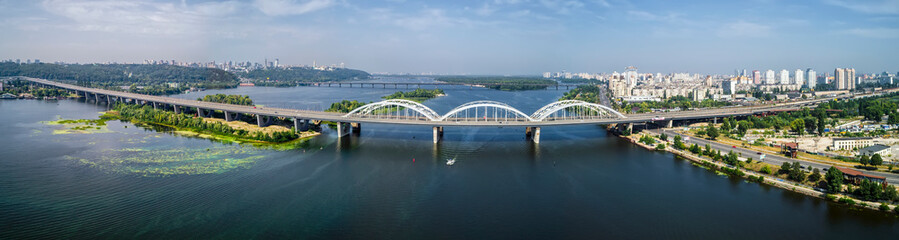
433,126,444,143
257,115,272,127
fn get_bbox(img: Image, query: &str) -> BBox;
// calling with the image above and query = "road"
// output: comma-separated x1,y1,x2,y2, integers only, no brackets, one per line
651,129,899,185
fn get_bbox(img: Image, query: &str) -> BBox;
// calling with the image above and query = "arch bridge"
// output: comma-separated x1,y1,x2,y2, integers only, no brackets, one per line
17,77,848,144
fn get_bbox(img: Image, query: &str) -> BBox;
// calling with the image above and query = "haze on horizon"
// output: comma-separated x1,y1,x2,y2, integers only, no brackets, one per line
1,0,897,75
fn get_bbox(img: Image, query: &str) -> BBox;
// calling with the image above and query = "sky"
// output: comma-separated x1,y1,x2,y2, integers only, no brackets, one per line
0,0,897,75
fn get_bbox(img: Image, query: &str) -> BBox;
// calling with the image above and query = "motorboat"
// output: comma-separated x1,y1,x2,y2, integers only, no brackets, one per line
446,157,456,166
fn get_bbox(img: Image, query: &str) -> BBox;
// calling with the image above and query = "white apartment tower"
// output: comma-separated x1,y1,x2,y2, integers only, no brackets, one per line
794,69,804,86
765,70,776,85
779,69,790,85
806,69,817,89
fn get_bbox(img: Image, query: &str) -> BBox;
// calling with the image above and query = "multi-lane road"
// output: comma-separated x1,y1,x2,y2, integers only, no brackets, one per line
652,129,899,184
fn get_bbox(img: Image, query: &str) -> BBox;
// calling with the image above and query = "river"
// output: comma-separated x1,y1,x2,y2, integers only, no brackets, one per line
1,79,898,238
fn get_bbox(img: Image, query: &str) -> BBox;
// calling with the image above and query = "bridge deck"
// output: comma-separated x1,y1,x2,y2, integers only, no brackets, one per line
14,77,872,127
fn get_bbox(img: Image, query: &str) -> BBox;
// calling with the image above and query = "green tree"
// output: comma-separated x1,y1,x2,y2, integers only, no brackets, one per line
761,165,773,174
859,155,870,166
706,123,719,140
673,135,686,150
780,162,792,174
825,167,843,193
790,118,805,136
871,154,883,167
808,168,822,182
659,133,668,141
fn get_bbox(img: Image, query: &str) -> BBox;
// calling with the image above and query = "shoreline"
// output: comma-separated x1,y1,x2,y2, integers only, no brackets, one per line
619,130,899,214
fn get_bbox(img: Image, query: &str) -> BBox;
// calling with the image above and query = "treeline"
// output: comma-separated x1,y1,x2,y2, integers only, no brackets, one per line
0,63,239,95
560,85,601,103
198,94,254,106
0,80,72,98
436,76,556,91
326,100,368,113
113,104,299,143
241,67,370,86
620,95,732,113
383,88,444,101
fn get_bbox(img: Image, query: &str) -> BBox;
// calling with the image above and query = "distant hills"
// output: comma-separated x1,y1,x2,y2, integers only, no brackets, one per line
240,67,371,87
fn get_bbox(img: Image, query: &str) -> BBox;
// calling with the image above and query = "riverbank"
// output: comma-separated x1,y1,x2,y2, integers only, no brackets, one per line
621,130,899,214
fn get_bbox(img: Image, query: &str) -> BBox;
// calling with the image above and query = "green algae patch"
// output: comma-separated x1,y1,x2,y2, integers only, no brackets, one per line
70,146,265,176
45,116,114,134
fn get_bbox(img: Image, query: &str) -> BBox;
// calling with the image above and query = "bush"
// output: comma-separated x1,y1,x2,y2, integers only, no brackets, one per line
655,144,666,150
894,206,899,215
880,203,890,211
838,197,856,205
761,165,773,174
825,194,837,202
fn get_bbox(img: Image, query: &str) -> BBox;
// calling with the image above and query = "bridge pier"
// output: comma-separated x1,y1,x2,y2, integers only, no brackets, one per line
152,102,158,109
432,126,444,143
198,108,213,118
336,122,349,137
351,123,362,134
257,115,272,127
667,120,673,128
173,105,181,114
225,111,239,121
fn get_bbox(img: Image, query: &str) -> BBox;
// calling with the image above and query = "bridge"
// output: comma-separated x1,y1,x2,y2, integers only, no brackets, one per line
289,81,582,90
9,77,865,143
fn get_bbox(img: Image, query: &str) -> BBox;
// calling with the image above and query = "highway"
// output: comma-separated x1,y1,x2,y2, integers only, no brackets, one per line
652,129,899,184
14,77,865,127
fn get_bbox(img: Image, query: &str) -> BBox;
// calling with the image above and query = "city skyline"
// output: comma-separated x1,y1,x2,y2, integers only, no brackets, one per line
1,0,898,74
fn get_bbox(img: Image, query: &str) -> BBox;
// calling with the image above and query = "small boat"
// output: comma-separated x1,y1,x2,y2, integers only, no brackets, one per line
446,157,456,166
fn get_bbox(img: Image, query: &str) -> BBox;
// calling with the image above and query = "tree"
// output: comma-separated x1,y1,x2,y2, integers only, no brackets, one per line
790,118,805,136
816,113,827,135
808,168,822,182
736,120,751,137
673,135,686,150
859,155,870,166
706,123,719,140
825,167,843,193
779,162,792,174
659,133,668,141
761,165,773,174
871,154,883,167
789,162,806,182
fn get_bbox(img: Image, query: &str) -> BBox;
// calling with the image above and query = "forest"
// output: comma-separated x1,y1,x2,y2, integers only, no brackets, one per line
198,94,254,106
435,76,556,91
559,85,602,103
113,103,299,143
325,100,369,113
241,67,370,86
383,88,445,101
0,63,239,95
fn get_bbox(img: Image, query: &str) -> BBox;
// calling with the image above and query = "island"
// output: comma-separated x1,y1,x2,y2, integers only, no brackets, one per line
435,76,556,91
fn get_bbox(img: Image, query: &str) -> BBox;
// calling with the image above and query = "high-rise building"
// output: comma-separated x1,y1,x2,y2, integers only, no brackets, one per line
779,69,790,85
794,69,804,86
835,68,847,90
765,70,776,85
752,70,761,85
722,80,736,94
847,68,856,90
806,69,817,89
624,66,638,88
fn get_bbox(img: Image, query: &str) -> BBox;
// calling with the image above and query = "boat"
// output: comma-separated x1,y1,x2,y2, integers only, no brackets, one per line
446,157,456,166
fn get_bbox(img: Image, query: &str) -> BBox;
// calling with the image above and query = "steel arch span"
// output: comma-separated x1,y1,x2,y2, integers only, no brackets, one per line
530,100,626,121
343,99,442,121
439,100,535,122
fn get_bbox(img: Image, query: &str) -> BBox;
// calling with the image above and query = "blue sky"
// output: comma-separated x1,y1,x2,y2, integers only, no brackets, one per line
0,0,897,74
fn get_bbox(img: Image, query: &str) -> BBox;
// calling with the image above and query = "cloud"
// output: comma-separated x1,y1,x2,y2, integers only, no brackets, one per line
825,0,899,15
838,27,899,38
626,10,691,25
539,0,585,14
253,0,334,16
717,21,771,37
40,0,241,35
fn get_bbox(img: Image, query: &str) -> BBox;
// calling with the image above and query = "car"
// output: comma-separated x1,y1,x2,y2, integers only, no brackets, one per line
732,145,736,148
756,152,762,155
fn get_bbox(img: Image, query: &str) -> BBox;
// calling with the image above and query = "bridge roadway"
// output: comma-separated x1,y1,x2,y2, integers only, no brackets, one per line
15,77,885,143
295,81,582,90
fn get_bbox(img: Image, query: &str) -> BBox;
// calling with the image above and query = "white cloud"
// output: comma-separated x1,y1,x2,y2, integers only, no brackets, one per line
253,0,334,16
539,0,584,14
838,28,899,38
717,21,771,38
825,0,899,15
40,0,236,35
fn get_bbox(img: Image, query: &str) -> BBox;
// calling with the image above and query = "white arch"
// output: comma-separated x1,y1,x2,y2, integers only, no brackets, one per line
343,99,441,121
530,100,626,121
439,100,535,121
